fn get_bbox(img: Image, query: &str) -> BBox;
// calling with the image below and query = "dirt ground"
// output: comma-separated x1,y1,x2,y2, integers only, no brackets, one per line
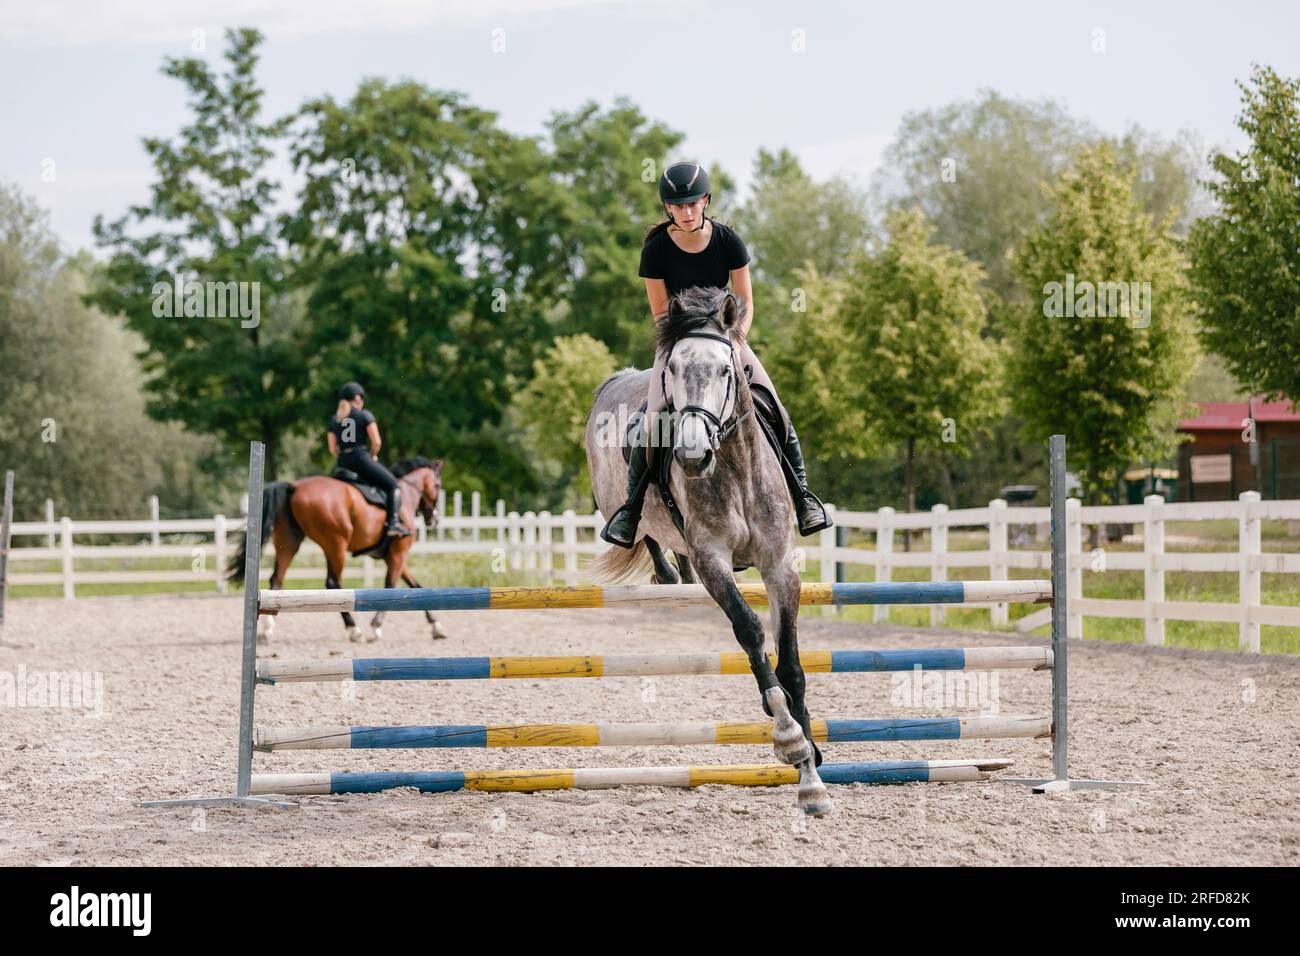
2,592,1297,866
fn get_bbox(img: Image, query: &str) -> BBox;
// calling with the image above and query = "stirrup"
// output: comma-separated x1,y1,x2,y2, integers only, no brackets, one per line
385,520,411,538
796,493,832,537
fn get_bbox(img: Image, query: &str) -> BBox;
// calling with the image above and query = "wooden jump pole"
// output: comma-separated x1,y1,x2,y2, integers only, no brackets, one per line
249,759,1017,796
256,646,1053,684
254,716,1053,751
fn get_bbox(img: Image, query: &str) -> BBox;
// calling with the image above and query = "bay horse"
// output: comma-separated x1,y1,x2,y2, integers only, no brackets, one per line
228,456,448,644
584,287,831,816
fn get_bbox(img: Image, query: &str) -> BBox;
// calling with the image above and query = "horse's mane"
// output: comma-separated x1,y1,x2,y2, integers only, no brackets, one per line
654,286,747,358
393,456,438,478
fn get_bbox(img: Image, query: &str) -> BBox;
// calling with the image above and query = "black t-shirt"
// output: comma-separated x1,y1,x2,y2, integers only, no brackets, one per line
638,220,751,297
329,408,375,452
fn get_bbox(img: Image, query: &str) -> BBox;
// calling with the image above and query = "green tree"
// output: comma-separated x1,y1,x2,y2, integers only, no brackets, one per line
546,99,684,366
770,210,1004,517
1188,65,1300,403
1007,144,1199,508
508,334,616,507
284,78,573,498
874,90,1203,302
0,185,223,518
732,147,872,296
87,28,306,480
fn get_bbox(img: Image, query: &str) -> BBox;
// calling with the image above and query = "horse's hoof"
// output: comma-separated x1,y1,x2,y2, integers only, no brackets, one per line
431,622,449,640
799,784,834,817
367,627,382,643
771,720,813,766
346,626,364,643
774,738,814,766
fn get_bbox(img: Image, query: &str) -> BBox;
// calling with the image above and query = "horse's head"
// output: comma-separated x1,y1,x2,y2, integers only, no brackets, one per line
655,287,748,479
393,456,444,528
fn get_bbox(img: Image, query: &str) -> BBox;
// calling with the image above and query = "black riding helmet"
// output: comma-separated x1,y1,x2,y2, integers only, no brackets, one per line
339,381,366,401
659,162,711,233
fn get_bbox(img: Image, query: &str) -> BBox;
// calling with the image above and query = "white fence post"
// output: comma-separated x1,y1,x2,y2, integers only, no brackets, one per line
989,498,1008,627
239,493,249,517
1144,494,1165,646
363,556,376,588
874,506,894,624
214,514,227,593
817,504,838,618
523,512,538,572
930,504,948,627
436,489,446,541
1239,491,1262,652
563,509,578,586
471,492,481,543
508,511,521,571
538,510,553,580
45,498,55,547
452,491,462,542
149,495,160,546
1066,498,1083,639
61,516,74,599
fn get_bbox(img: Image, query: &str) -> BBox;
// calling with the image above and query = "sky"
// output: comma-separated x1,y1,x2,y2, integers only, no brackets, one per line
2,0,1297,254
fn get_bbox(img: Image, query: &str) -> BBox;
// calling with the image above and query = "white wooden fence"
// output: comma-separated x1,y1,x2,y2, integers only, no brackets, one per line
7,491,1298,652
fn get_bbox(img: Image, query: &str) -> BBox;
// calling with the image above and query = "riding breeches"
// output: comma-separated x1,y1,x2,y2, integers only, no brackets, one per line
338,449,399,505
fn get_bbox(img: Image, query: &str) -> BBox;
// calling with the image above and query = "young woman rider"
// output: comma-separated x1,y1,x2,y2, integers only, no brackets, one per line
328,382,409,538
600,161,831,547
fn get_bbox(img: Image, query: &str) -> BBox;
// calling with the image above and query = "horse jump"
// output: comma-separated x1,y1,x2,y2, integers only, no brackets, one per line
143,435,1147,812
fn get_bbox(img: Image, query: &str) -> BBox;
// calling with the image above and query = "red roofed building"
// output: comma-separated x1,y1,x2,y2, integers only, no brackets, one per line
1177,397,1300,500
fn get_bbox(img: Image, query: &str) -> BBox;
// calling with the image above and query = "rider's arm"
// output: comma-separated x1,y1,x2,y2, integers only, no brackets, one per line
327,431,338,456
367,421,382,456
644,277,669,324
730,265,754,337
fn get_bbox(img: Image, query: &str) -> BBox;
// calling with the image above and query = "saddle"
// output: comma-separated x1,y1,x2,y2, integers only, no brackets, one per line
330,468,394,559
622,383,790,540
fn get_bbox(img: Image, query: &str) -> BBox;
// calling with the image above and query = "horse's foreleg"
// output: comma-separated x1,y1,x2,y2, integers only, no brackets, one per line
691,550,812,774
764,560,832,816
401,569,449,640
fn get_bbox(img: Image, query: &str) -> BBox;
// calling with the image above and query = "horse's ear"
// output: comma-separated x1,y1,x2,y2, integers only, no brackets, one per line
667,293,683,316
433,459,443,474
721,292,742,331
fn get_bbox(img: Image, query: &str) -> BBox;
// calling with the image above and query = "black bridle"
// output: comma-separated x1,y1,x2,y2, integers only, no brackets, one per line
660,325,754,452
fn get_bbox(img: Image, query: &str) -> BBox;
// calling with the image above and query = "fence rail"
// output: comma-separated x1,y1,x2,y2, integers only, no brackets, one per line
6,490,1299,652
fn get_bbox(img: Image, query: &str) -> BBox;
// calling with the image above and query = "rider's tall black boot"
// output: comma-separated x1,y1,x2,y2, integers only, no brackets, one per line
782,421,832,537
600,444,652,548
384,486,411,538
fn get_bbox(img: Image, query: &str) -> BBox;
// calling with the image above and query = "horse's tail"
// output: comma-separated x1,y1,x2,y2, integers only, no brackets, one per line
586,538,655,584
227,481,297,587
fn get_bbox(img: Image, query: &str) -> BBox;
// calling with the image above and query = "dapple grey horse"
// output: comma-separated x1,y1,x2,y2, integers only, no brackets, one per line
584,287,832,816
